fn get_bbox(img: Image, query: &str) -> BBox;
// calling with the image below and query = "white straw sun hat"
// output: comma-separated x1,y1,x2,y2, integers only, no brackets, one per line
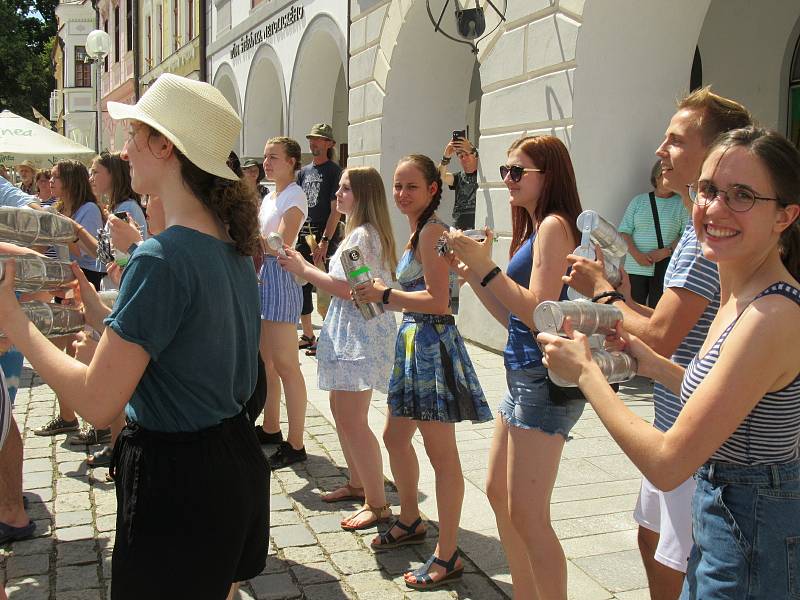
107,73,241,181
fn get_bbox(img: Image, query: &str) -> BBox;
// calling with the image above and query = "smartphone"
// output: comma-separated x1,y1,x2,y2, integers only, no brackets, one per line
113,211,129,222
452,130,466,141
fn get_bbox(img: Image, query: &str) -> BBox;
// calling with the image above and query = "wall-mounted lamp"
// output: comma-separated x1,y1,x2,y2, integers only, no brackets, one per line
426,0,507,53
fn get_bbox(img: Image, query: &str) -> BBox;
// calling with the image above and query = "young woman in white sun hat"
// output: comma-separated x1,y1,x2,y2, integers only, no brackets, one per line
0,73,268,600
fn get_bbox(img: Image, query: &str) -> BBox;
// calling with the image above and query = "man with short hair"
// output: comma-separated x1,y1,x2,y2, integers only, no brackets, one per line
295,124,342,353
439,135,479,230
566,87,752,600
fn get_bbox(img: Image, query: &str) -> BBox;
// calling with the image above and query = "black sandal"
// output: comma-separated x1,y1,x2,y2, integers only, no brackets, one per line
370,516,426,552
404,549,463,590
298,334,316,349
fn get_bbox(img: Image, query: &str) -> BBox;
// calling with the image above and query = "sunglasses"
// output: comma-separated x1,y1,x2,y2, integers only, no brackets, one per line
500,165,543,182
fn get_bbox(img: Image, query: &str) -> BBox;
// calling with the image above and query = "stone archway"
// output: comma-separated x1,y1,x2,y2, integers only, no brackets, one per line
213,63,242,154
243,44,286,159
288,14,347,151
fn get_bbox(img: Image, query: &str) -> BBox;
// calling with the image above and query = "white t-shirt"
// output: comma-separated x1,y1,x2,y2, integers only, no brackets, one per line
258,182,308,243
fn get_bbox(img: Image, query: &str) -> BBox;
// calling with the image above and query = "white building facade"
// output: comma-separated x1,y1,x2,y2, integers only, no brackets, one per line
54,0,100,149
207,0,349,162
348,0,800,349
209,0,800,350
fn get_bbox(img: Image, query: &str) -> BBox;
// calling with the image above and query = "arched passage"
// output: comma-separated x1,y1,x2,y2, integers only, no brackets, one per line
571,0,800,223
570,0,711,223
380,1,479,241
288,14,348,153
213,63,242,154
243,44,285,159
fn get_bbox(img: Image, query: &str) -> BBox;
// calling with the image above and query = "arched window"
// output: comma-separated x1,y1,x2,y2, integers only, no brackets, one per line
790,36,800,149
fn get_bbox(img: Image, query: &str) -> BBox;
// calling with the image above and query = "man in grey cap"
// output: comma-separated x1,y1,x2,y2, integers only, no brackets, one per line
295,123,342,354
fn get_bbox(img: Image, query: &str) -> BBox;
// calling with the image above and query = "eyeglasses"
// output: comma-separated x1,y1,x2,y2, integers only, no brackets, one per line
687,181,779,213
500,165,543,183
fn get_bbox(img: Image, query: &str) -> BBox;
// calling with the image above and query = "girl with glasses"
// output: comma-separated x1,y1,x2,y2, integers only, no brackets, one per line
540,128,800,599
443,135,584,599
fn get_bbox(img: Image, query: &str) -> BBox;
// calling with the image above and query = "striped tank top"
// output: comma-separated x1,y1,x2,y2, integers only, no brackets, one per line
680,281,800,465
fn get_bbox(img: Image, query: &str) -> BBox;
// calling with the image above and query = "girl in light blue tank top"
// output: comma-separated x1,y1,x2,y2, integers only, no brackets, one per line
539,128,800,599
444,135,584,598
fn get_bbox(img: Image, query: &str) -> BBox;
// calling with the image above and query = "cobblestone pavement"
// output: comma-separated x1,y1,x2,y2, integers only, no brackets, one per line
1,337,655,599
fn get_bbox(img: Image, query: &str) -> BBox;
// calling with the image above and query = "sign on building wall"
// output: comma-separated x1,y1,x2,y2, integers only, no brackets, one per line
229,3,305,59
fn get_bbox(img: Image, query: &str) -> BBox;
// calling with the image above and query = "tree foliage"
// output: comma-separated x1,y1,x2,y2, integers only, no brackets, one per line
0,0,59,119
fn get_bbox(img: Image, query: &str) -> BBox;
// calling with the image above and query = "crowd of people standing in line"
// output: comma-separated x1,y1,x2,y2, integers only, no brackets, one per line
0,73,797,600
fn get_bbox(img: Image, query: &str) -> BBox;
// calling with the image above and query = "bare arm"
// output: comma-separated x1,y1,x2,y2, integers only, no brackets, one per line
354,224,451,314
460,215,574,330
618,287,710,356
542,296,800,491
0,267,147,427
272,206,304,255
278,246,351,299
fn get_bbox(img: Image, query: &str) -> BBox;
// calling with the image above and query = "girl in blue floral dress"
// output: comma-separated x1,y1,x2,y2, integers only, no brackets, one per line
354,154,490,590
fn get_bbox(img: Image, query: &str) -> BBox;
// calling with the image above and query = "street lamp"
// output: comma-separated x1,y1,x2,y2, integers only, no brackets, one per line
85,29,111,152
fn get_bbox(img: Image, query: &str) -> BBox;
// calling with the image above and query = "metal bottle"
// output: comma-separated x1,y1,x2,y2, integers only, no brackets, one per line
0,254,76,292
548,349,638,387
0,302,85,338
340,245,385,320
0,207,75,246
266,232,306,286
534,299,623,336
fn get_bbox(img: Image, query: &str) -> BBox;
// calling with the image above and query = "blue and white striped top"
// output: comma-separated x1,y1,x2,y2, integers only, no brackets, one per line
652,224,720,432
680,282,800,465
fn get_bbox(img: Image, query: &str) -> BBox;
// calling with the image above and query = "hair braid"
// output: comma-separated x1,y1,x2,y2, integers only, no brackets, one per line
401,154,443,252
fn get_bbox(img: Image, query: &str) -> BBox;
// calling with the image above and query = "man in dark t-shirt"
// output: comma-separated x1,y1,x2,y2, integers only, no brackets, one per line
295,123,342,352
439,136,479,230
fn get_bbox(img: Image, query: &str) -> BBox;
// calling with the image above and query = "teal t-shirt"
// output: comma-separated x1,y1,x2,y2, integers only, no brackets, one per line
618,192,688,276
104,226,260,432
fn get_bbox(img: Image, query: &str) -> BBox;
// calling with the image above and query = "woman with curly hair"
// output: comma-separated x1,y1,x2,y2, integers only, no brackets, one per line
0,74,268,600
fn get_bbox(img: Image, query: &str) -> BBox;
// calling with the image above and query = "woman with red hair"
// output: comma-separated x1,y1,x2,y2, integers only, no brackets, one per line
444,135,583,598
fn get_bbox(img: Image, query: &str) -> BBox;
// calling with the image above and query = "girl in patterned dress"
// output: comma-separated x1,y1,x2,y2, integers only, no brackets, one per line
278,166,398,530
354,155,491,590
540,128,800,600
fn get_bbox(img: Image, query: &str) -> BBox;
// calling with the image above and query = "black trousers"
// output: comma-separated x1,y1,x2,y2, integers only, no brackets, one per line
629,258,670,308
110,411,270,600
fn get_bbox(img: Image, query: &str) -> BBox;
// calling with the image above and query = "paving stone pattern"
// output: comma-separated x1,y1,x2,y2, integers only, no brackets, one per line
1,337,654,599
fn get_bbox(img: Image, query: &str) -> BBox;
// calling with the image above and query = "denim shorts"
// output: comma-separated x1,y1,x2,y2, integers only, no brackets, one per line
681,460,800,599
498,365,585,440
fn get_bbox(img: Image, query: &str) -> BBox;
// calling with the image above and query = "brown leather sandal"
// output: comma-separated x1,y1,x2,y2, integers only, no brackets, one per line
340,503,392,531
321,483,365,504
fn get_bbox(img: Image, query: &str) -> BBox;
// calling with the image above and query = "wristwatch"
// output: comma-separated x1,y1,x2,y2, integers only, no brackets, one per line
320,236,330,243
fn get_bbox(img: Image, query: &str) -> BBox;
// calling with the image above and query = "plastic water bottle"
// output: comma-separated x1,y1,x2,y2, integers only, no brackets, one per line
0,207,75,246
266,232,306,286
340,246,385,320
549,348,637,387
567,211,626,300
0,302,85,338
0,254,76,292
534,300,623,336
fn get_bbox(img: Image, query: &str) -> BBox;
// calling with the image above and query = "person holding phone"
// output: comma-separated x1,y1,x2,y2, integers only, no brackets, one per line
439,131,479,230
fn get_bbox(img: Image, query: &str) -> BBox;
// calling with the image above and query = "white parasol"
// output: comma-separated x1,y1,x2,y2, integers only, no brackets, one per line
0,110,96,168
